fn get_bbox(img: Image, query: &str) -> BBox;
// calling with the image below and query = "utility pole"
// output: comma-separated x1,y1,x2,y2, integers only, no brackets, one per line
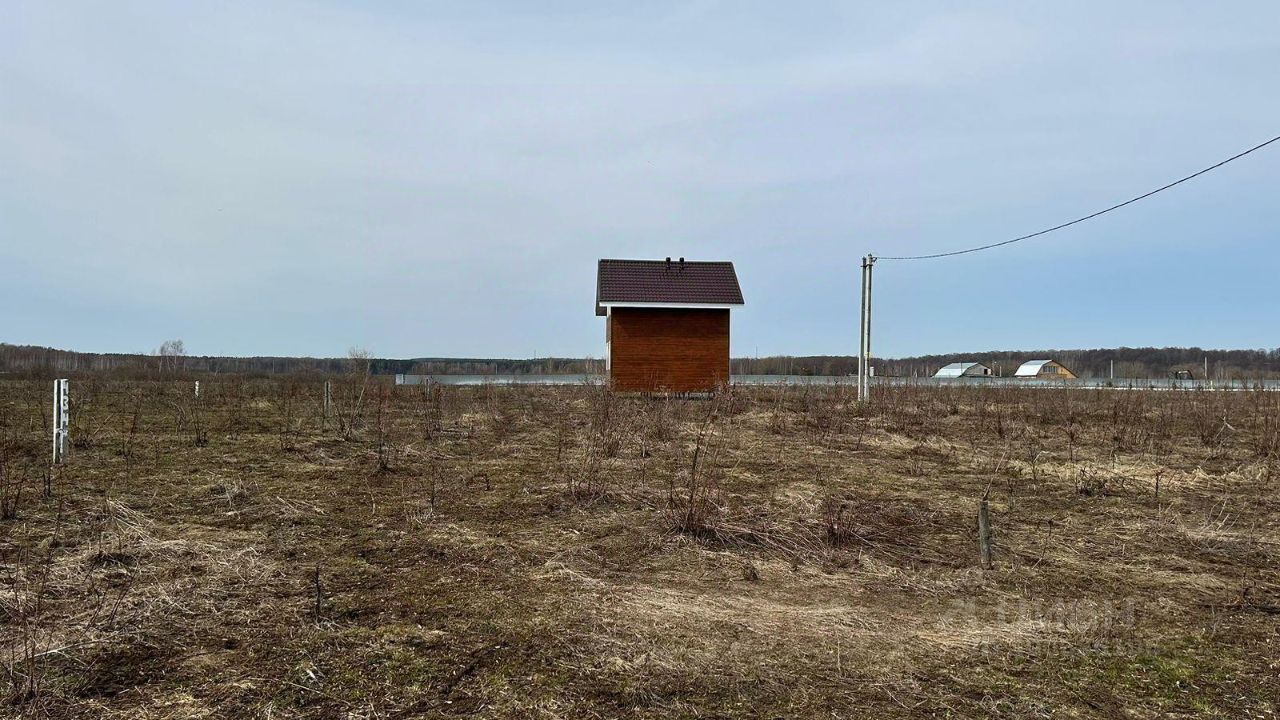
858,254,876,402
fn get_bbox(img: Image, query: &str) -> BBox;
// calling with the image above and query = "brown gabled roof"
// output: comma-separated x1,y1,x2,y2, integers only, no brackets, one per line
596,258,744,315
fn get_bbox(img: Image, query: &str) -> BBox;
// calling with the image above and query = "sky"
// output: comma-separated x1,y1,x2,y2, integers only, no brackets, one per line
3,2,1279,360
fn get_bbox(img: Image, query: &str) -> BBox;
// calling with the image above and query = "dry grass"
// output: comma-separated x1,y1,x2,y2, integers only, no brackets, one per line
0,378,1277,718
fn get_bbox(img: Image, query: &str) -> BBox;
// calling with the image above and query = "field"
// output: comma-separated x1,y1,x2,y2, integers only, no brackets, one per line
1,377,1278,718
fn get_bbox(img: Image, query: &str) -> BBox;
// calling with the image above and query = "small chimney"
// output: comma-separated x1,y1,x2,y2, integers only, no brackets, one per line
665,256,671,270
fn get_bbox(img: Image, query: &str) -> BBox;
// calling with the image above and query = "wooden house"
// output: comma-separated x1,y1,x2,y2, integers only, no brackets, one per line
1014,359,1078,379
596,258,744,392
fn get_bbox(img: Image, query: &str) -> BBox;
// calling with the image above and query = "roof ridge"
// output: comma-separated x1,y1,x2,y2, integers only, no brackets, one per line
599,258,733,265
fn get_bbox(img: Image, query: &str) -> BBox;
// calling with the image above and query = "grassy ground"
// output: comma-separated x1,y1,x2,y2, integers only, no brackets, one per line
0,377,1277,718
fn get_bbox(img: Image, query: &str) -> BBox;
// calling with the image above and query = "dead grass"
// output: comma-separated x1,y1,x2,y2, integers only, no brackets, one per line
0,378,1277,717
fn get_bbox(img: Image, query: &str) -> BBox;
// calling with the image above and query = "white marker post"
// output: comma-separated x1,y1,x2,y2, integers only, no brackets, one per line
194,380,200,398
52,378,69,464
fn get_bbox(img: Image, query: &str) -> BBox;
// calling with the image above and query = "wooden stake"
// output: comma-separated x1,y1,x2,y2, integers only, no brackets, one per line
313,565,323,624
322,380,332,429
978,498,993,570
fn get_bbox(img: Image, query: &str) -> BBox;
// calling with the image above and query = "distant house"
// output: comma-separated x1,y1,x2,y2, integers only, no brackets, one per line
934,362,992,378
596,258,745,392
1014,359,1078,379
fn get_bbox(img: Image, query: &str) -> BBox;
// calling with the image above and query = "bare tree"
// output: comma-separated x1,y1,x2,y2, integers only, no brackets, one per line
154,339,186,374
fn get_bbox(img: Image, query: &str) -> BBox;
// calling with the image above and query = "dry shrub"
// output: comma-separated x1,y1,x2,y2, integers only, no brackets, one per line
820,494,955,564
335,349,372,441
565,449,608,502
666,406,724,537
480,384,525,444
767,386,789,435
0,410,28,519
697,507,824,558
553,387,609,503
277,380,303,452
821,495,859,548
224,376,247,438
642,395,675,445
413,383,445,440
374,384,401,472
68,378,103,450
0,462,27,521
586,384,627,459
1253,411,1280,459
1073,465,1127,497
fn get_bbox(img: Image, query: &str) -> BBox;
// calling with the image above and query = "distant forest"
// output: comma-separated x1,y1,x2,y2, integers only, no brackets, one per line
732,348,1280,380
2,343,1278,380
0,343,602,378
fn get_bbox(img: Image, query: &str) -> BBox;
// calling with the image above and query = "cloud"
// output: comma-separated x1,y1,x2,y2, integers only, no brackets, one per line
2,2,1279,357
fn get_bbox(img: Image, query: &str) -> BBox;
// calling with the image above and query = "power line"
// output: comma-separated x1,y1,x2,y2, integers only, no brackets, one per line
878,133,1280,261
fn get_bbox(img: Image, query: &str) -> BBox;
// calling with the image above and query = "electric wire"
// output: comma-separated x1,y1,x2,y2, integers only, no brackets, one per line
878,133,1280,261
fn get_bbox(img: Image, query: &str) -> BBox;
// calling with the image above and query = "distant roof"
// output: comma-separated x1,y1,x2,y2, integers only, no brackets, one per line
596,258,744,315
934,362,989,378
1014,360,1053,377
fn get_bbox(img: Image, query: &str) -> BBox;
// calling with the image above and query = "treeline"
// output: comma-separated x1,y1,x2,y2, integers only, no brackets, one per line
0,343,356,377
4,343,1278,380
0,344,601,378
732,347,1280,380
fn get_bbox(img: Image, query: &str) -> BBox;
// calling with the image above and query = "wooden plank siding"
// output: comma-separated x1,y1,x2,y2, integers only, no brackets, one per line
608,308,729,392
1041,361,1078,379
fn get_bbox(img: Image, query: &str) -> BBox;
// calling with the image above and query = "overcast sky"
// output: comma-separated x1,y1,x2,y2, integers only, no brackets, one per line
3,2,1279,360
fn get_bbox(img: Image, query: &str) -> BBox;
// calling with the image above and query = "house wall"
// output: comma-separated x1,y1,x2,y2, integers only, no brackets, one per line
607,308,729,392
1040,361,1078,379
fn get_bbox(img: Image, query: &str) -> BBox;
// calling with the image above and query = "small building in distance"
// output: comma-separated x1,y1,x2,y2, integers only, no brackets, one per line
1014,359,1078,380
934,362,993,378
597,258,744,392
